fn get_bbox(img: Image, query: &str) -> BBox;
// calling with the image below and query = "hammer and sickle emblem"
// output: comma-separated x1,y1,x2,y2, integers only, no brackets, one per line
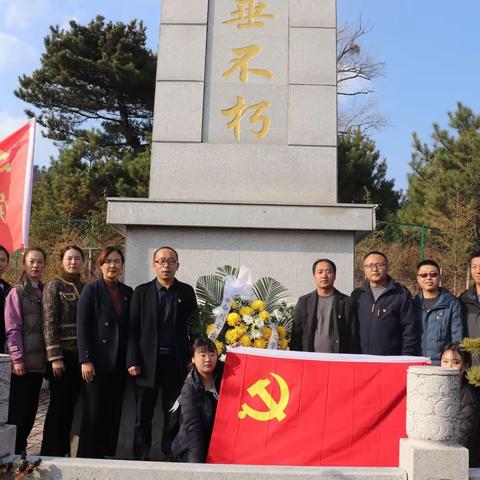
238,372,289,422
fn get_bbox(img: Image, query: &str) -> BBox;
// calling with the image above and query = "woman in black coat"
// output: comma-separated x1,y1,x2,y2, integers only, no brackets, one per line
76,246,133,459
172,336,223,463
0,245,11,353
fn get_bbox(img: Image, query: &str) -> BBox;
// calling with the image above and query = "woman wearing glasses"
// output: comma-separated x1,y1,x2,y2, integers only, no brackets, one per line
413,259,464,365
76,246,133,458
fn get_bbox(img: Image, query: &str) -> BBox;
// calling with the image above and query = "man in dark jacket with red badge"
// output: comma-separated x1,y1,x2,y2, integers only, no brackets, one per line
351,251,420,356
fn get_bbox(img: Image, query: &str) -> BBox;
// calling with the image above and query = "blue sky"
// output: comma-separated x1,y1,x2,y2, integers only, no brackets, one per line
1,0,478,192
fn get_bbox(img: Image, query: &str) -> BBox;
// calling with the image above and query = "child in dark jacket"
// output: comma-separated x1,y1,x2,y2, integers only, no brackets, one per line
172,336,223,463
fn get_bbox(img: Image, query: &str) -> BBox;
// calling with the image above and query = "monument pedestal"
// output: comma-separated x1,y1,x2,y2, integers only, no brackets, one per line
108,199,374,295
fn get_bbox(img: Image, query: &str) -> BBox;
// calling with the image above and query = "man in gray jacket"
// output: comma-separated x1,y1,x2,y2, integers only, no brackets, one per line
291,258,360,353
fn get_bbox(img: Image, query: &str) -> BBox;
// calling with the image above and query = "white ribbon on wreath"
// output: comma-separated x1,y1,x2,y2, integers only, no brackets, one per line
208,266,254,341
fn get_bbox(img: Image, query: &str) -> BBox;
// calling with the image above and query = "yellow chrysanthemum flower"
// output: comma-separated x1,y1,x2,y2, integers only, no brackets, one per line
236,323,247,337
225,328,239,344
276,325,286,338
279,338,289,350
239,306,253,317
262,327,272,339
215,340,224,355
259,310,271,321
206,323,215,336
254,338,267,349
227,312,241,326
250,300,266,311
239,335,252,347
231,300,238,309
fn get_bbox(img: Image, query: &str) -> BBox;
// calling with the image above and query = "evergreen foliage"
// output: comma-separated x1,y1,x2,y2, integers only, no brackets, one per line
399,102,480,240
15,16,156,154
337,129,401,221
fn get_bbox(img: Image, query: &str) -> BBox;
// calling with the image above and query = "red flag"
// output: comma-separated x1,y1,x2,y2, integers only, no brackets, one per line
207,348,429,467
0,119,36,252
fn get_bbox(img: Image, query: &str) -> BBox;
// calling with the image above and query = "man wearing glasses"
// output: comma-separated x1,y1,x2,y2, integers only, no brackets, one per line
351,251,419,356
460,251,480,365
413,259,463,365
127,246,197,460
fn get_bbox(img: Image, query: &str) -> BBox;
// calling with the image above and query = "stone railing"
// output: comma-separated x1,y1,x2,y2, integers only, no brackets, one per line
399,366,469,480
0,353,15,457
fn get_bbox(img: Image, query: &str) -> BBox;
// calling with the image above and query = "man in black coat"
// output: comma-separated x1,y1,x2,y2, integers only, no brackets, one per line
127,246,198,460
459,250,480,365
291,258,360,353
351,251,420,356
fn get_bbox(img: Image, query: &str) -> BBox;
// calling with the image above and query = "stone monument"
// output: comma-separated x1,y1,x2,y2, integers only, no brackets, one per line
107,0,375,296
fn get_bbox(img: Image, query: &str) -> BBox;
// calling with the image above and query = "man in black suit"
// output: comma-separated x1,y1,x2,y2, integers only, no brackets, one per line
291,258,360,354
127,246,197,461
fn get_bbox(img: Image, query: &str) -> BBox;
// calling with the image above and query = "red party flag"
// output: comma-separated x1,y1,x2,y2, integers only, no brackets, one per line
0,119,36,252
207,348,429,467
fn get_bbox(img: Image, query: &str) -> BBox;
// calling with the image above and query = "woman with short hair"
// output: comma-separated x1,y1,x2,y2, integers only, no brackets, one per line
76,246,133,459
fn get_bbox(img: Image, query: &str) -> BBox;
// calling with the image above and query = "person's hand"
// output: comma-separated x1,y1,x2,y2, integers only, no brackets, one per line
12,362,26,376
81,362,95,383
128,365,141,376
52,359,65,377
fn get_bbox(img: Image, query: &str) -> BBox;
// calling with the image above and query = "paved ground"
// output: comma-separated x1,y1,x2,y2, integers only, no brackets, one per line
27,388,49,455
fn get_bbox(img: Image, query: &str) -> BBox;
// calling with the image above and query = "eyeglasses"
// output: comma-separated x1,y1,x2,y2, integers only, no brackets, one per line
364,263,387,270
154,258,177,266
417,272,439,278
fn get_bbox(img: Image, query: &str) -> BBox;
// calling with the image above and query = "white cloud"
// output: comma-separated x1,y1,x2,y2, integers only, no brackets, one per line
0,112,26,139
0,33,36,70
0,0,51,30
0,113,58,167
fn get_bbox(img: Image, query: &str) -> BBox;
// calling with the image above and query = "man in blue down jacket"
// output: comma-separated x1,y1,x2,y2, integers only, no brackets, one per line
413,259,464,365
351,251,420,356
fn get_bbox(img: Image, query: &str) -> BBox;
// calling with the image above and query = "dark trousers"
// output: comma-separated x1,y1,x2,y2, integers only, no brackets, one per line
133,353,184,460
7,372,43,454
41,350,82,456
76,371,126,459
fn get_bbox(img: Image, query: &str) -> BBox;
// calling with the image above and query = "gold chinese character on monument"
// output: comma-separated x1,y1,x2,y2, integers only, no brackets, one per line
223,0,275,29
223,45,273,84
222,96,271,140
0,192,7,223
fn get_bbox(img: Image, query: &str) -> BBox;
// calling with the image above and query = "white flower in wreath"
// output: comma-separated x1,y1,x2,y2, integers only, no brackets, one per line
250,328,262,339
243,315,254,325
240,295,252,302
254,317,264,329
213,306,224,318
273,309,283,321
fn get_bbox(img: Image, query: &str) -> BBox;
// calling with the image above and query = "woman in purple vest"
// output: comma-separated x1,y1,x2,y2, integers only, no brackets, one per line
5,247,47,454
